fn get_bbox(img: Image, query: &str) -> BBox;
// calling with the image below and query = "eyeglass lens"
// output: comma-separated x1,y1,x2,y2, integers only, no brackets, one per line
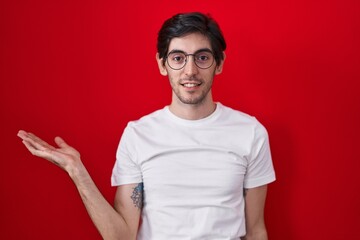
167,51,214,70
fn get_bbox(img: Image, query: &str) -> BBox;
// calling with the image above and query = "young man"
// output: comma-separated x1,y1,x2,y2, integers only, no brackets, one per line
18,12,275,240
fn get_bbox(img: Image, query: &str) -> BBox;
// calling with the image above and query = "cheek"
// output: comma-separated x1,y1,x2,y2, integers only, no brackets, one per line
167,70,180,83
202,68,217,81
167,74,177,88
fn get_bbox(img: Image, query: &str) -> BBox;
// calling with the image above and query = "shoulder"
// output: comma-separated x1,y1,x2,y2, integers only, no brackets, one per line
125,107,168,132
218,103,264,126
218,103,269,138
220,104,253,119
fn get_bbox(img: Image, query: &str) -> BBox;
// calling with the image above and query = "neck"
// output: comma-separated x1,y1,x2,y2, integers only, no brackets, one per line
169,97,216,120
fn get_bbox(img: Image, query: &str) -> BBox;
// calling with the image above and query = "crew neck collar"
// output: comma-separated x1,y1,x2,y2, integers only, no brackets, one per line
164,102,223,126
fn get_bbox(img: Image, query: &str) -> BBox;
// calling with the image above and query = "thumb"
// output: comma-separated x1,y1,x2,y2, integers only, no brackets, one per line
54,136,69,148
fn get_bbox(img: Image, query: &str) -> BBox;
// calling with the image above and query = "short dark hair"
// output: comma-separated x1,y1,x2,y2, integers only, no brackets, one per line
157,12,226,66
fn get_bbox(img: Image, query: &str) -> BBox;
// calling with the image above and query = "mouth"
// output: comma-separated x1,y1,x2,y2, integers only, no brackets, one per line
181,82,201,88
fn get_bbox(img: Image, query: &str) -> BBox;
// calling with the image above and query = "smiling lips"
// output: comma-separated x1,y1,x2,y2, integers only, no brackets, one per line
180,79,202,89
182,83,201,88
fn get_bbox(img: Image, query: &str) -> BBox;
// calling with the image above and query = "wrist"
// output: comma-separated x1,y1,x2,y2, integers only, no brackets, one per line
67,160,90,184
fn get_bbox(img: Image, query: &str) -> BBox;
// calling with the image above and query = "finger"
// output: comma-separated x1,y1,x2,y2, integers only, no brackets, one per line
22,140,55,160
27,132,47,143
22,139,68,165
54,136,69,148
22,139,41,155
55,136,81,159
22,132,56,151
17,130,29,140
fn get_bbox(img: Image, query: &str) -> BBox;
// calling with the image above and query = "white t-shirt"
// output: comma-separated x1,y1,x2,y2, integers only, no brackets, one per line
111,103,275,239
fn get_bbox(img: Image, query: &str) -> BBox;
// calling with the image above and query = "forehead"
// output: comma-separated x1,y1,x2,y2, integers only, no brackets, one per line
168,32,212,53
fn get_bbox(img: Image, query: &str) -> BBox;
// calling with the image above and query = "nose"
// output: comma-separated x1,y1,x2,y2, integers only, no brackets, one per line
183,56,199,76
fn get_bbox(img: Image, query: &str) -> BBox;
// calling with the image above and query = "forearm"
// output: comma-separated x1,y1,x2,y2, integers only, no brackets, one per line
241,229,268,240
69,164,134,240
242,185,269,240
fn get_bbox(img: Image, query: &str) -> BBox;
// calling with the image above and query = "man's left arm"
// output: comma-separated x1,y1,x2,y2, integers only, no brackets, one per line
241,185,268,240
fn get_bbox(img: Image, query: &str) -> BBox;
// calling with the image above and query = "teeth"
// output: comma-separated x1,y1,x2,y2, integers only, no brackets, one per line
183,83,199,87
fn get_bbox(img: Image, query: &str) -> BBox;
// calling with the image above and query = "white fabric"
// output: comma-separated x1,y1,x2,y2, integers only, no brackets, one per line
111,103,275,239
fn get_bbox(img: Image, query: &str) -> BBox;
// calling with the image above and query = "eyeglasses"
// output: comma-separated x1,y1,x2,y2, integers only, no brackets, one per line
165,49,215,70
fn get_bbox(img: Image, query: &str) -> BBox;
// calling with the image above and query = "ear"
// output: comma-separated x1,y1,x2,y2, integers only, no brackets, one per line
156,53,168,76
215,52,226,75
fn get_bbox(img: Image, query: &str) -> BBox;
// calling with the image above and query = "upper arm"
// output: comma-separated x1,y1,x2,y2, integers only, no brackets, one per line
243,185,268,239
113,183,143,239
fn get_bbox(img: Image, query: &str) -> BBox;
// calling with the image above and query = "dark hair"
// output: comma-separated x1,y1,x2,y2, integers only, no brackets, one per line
157,12,226,66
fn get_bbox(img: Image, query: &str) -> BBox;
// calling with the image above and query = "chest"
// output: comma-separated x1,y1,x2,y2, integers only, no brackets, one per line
133,125,252,205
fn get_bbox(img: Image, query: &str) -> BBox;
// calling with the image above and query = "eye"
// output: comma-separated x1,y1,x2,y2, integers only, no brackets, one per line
197,55,209,61
173,55,184,62
195,52,212,62
168,52,186,63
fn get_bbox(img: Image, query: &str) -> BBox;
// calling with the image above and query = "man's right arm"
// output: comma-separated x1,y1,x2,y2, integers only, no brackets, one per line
73,170,142,240
17,130,141,240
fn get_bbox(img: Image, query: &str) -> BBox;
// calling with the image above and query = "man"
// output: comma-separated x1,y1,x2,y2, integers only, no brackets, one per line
18,12,275,240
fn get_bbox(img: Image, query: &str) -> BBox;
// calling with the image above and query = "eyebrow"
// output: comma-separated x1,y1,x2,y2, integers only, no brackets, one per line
168,48,213,55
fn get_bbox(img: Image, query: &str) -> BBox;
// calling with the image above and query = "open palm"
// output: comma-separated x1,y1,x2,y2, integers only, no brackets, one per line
17,130,81,173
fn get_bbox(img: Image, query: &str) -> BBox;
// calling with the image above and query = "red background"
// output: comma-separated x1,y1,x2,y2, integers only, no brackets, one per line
1,0,359,239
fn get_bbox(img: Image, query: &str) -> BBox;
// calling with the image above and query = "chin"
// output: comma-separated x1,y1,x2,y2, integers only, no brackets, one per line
179,97,206,105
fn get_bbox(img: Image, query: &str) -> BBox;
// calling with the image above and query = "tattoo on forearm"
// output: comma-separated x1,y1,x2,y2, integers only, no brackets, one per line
131,182,144,210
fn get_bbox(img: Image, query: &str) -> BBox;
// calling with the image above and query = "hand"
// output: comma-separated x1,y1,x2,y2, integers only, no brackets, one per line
17,130,82,174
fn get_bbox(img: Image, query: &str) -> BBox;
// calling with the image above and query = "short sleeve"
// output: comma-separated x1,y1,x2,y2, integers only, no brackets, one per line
243,121,276,188
111,124,143,186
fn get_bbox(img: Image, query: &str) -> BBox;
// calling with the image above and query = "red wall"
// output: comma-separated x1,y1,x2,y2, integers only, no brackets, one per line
1,0,359,239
